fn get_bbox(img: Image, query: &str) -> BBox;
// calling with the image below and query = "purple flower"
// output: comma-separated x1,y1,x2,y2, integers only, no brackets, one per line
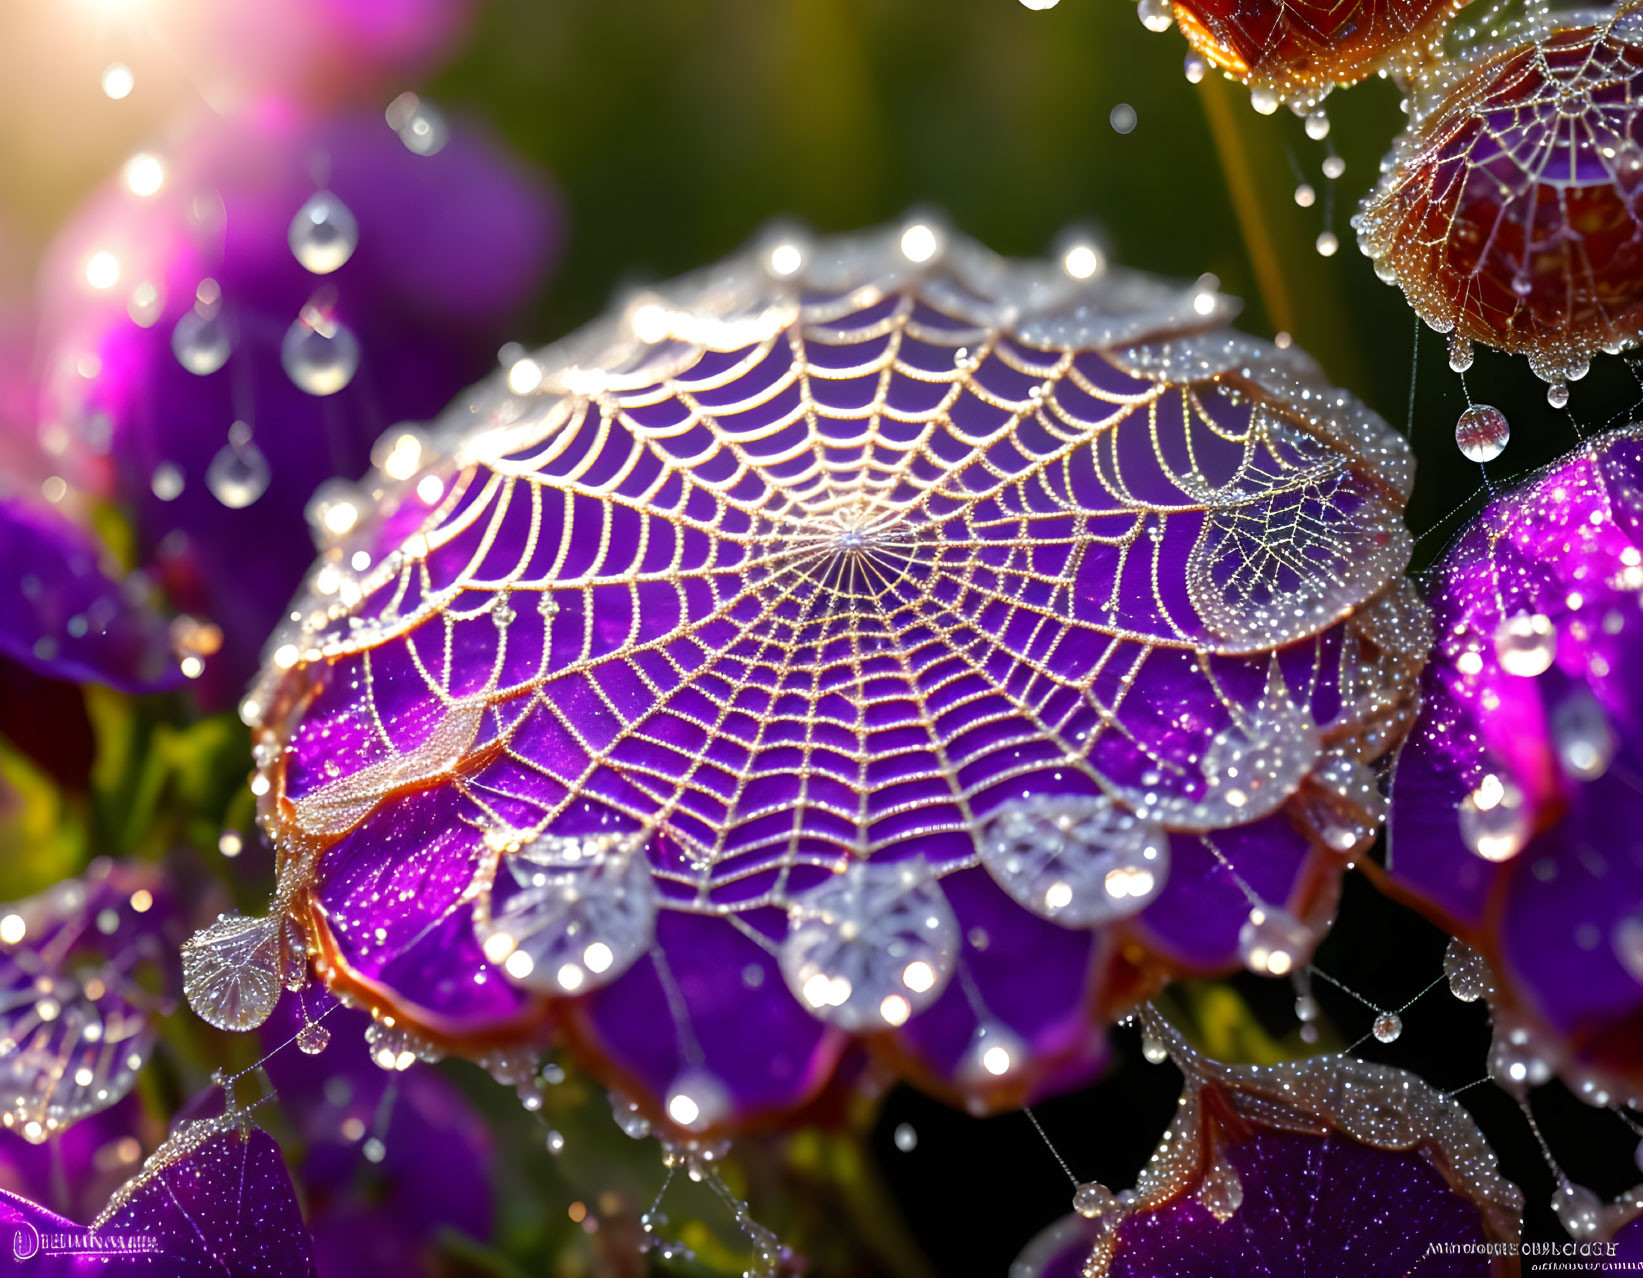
35,99,560,703
0,1095,155,1225
0,497,180,693
0,861,184,1144
0,1115,314,1277
1013,1019,1523,1277
1386,426,1643,1101
185,224,1425,1132
258,996,492,1278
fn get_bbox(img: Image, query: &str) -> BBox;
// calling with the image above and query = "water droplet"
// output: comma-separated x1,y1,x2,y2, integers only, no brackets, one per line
172,309,230,375
1315,231,1339,256
1321,154,1345,179
1141,1031,1169,1064
1184,53,1207,83
1238,905,1311,976
288,191,358,275
1489,1020,1552,1092
1137,0,1173,31
1458,772,1529,862
282,311,360,396
1443,940,1491,1002
1552,1181,1604,1239
386,93,449,156
1548,382,1570,408
1110,103,1138,134
1073,1181,1117,1220
1612,914,1643,983
182,914,281,1031
957,1021,1026,1089
1553,690,1615,781
1494,612,1555,677
1454,404,1508,462
893,1122,918,1152
296,1022,330,1054
362,1137,386,1163
206,441,270,510
665,1070,729,1132
477,831,656,995
781,859,958,1030
1195,1161,1244,1221
1305,109,1330,140
1372,1012,1402,1043
980,795,1168,926
1294,183,1316,208
1019,0,1060,7
1250,86,1279,115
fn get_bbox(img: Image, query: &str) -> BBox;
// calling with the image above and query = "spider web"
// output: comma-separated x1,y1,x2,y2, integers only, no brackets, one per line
268,275,1414,917
1358,4,1643,381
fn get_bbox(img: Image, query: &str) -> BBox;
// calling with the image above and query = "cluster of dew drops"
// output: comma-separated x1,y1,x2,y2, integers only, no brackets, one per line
119,89,452,514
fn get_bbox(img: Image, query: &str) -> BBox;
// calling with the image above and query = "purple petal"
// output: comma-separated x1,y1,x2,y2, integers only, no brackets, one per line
0,498,180,692
1387,428,1643,1092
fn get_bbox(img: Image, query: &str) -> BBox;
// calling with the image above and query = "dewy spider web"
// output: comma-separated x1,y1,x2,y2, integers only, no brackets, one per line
191,224,1424,1129
1357,0,1643,386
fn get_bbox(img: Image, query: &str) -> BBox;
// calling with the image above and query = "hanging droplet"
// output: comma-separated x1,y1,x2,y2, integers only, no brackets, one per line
1372,1011,1403,1043
181,914,282,1031
1184,53,1207,83
1612,913,1643,983
1493,612,1555,677
1137,0,1173,32
1294,183,1316,208
1548,382,1570,408
781,859,958,1031
1454,404,1508,462
893,1123,918,1152
362,1137,386,1163
1458,772,1529,862
1073,1181,1117,1220
1250,86,1280,115
1552,690,1616,781
206,440,270,510
288,191,359,275
476,830,656,995
1237,905,1311,976
957,1021,1027,1089
172,309,230,376
664,1069,730,1133
1195,1160,1244,1221
1305,109,1330,140
1321,154,1345,179
1316,232,1339,257
980,795,1168,927
282,308,360,396
385,92,449,156
1447,334,1475,373
1141,1030,1169,1064
610,1094,651,1140
1443,940,1491,1003
1552,1181,1604,1239
296,1022,330,1054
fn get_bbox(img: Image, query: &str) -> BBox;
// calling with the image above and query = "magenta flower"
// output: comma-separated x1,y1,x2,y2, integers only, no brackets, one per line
1386,426,1643,1102
34,99,560,703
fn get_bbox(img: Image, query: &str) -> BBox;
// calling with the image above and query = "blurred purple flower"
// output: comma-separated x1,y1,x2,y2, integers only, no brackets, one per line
35,99,560,704
0,1094,156,1225
260,995,492,1278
